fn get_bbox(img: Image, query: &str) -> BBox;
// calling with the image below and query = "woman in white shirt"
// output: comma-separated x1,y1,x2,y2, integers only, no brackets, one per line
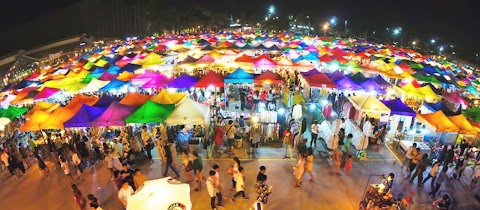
118,180,134,208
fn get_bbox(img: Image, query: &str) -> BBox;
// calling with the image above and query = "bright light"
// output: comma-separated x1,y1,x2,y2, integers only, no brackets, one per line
278,108,285,114
323,23,329,30
309,103,316,110
439,46,444,52
431,39,436,44
412,41,417,45
252,116,259,123
331,111,337,117
322,100,328,106
330,17,336,25
393,29,400,35
268,5,275,14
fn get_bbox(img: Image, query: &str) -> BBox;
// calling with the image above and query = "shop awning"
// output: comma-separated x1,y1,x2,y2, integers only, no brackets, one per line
64,105,107,128
416,110,459,132
335,76,362,90
348,95,391,114
151,89,186,105
168,74,199,89
360,79,386,94
91,101,138,127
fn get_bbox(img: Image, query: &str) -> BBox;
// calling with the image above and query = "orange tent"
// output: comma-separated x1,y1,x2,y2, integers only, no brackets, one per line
64,94,99,113
447,115,478,135
40,107,74,130
24,102,59,118
119,93,152,107
416,110,459,132
20,110,51,131
117,71,138,81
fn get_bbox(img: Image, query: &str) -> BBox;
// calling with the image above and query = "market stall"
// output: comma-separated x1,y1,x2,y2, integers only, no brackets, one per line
380,98,416,138
412,110,460,154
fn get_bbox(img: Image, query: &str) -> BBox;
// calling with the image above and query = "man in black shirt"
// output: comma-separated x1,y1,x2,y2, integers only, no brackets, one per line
257,166,267,182
239,89,246,111
120,163,135,190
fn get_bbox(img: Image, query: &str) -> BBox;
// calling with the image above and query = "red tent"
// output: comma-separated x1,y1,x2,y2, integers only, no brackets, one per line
195,71,225,88
235,54,255,63
304,74,337,88
319,55,335,63
254,70,283,84
195,54,215,64
253,54,276,67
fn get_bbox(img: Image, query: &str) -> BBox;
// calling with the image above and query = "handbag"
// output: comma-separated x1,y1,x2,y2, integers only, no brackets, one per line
185,161,193,172
227,167,234,175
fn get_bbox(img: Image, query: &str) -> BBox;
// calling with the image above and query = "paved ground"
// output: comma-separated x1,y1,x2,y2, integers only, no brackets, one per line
1,138,480,210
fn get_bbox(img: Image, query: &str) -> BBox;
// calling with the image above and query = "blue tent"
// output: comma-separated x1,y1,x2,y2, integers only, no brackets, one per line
292,56,305,63
304,53,319,62
63,105,106,128
93,94,122,108
224,68,254,83
168,74,199,89
99,79,129,92
13,79,42,90
423,101,461,116
381,99,416,117
373,75,391,88
107,65,121,74
119,63,141,73
360,79,386,94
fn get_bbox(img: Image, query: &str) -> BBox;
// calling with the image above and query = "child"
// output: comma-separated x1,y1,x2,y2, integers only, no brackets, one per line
231,166,249,201
344,154,353,175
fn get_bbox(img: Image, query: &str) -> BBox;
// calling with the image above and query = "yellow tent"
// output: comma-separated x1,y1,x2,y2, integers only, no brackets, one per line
24,102,59,118
447,115,478,135
20,110,51,131
117,71,138,81
398,83,424,98
416,110,459,132
417,86,441,102
94,59,108,67
64,82,87,94
40,77,77,91
348,95,391,115
151,89,186,105
139,52,165,67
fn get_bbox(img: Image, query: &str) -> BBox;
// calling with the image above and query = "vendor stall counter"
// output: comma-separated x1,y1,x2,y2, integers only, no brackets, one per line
345,119,368,150
319,120,338,149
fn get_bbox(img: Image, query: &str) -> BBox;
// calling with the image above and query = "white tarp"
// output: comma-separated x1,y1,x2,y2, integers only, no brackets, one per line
165,97,210,125
127,177,192,210
80,78,109,93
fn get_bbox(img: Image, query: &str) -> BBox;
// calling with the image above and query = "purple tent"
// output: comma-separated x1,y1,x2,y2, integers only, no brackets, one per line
92,94,122,108
335,76,362,90
90,101,137,126
360,79,386,94
300,68,320,77
327,70,345,81
380,98,416,117
142,74,170,89
168,74,199,89
373,75,391,88
99,72,118,81
64,105,106,128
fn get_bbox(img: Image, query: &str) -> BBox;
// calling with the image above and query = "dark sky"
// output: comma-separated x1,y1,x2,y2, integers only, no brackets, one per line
1,0,479,56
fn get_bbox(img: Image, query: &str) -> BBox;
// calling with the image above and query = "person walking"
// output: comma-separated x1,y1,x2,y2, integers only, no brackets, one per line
422,161,440,187
182,151,194,182
429,166,448,197
34,152,50,177
192,151,204,191
61,156,75,184
71,150,83,176
306,148,314,182
141,126,153,161
310,120,319,147
294,154,305,187
207,170,222,210
409,154,428,186
225,120,237,155
406,148,421,179
341,134,353,168
230,157,241,191
71,184,87,210
255,172,271,205
231,166,249,201
455,155,467,179
163,142,180,179
330,147,341,175
118,180,134,208
401,143,417,171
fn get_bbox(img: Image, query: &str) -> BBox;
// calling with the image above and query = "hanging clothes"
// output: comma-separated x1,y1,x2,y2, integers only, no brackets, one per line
292,104,302,120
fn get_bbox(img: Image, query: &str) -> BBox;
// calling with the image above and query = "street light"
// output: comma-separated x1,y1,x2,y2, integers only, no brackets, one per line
267,5,275,19
323,23,329,38
431,39,436,44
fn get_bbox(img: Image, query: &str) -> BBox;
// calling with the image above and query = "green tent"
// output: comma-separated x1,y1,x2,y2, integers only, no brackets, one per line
463,107,480,123
125,100,175,123
0,106,28,120
409,63,424,69
341,61,363,71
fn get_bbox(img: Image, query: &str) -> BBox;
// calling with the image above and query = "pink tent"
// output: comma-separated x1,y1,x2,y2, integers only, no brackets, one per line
142,74,171,88
443,91,469,108
99,72,119,81
34,87,61,101
131,70,164,85
90,101,137,127
195,54,215,64
253,54,276,67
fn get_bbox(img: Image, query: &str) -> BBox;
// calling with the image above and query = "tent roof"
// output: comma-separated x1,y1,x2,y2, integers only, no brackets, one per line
142,74,170,89
80,78,109,93
416,110,459,132
350,72,368,83
99,79,129,92
92,94,122,108
300,68,320,77
373,75,391,88
253,54,276,67
168,74,199,89
348,95,391,114
447,114,478,135
417,85,441,100
165,98,210,125
116,71,138,81
335,76,363,90
64,104,106,128
99,72,118,81
119,93,152,107
33,87,61,101
234,54,255,63
195,71,225,88
151,89,186,104
195,54,215,64
380,98,416,117
254,70,283,84
20,110,51,131
125,100,175,123
224,68,254,83
463,107,480,123
0,106,28,120
91,101,137,127
443,91,469,107
304,73,337,88
64,94,99,113
327,70,345,81
24,102,59,118
360,79,386,94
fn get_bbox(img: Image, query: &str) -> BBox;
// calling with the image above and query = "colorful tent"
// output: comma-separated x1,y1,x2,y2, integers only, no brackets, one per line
99,72,118,81
11,87,38,104
335,76,362,90
253,54,276,67
350,72,368,83
195,71,225,88
398,83,424,98
117,71,138,81
254,70,283,84
165,98,210,125
20,110,51,131
303,74,337,88
373,75,391,88
92,94,122,108
224,68,254,83
0,106,28,120
80,78,109,93
90,101,137,127
195,54,215,64
300,68,320,77
168,74,199,89
447,115,478,135
64,94,99,113
24,102,59,118
33,87,61,101
142,74,170,89
360,79,386,94
443,91,469,107
327,70,345,81
416,110,459,132
99,79,129,92
120,93,152,107
380,98,416,117
348,95,391,114
63,105,106,128
463,107,480,123
40,107,73,130
234,54,255,63
151,89,186,105
0,117,10,131
131,70,164,85
417,85,441,101
125,100,175,123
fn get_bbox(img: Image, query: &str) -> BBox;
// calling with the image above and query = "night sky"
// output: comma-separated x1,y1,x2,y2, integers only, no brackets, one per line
1,0,479,57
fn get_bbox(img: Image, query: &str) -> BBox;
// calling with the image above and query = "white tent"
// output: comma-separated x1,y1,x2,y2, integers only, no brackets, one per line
80,78,109,93
127,177,192,210
0,117,11,130
165,97,210,125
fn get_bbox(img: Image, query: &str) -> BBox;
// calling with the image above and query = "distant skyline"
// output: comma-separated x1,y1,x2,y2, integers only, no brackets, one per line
1,0,479,59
